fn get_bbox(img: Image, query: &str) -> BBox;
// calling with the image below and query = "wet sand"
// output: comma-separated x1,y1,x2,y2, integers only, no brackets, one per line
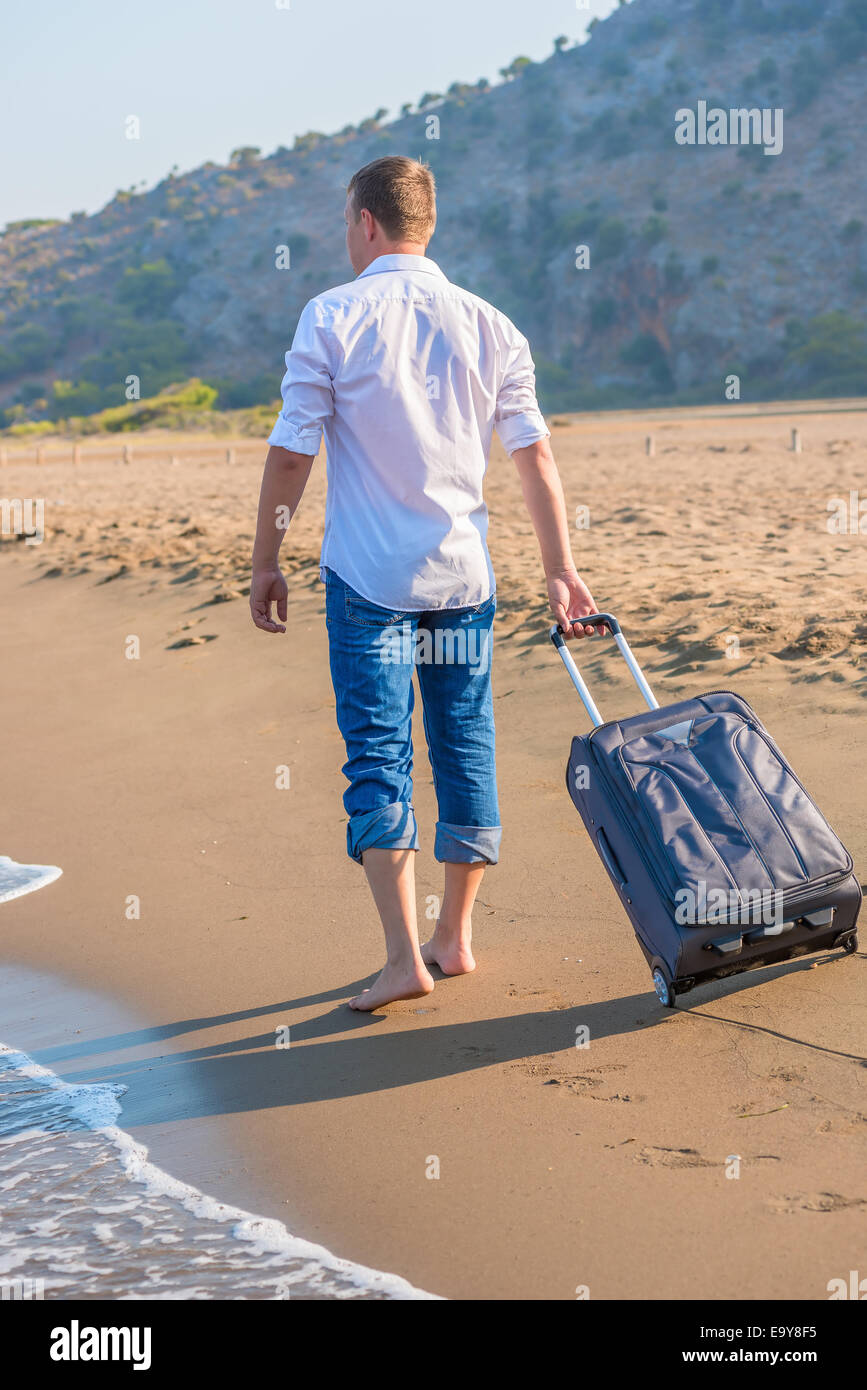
1,401,865,1299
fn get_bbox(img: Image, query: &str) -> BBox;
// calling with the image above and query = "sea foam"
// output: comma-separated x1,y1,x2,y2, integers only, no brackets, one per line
0,1044,439,1299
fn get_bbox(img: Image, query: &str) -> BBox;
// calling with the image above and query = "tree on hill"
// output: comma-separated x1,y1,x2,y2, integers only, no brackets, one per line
293,131,325,153
115,260,178,316
358,108,389,132
499,56,532,81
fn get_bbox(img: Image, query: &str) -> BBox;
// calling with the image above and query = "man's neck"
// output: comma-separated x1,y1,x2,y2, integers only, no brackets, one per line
361,244,428,271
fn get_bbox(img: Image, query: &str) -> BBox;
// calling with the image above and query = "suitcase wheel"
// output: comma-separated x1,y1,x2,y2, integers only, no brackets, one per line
652,966,677,1009
843,933,858,955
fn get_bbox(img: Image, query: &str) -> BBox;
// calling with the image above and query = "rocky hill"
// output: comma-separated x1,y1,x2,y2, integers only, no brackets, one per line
1,0,866,430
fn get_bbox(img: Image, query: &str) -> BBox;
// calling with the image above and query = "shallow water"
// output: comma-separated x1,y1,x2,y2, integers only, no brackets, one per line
0,856,62,906
0,1044,436,1300
0,861,436,1300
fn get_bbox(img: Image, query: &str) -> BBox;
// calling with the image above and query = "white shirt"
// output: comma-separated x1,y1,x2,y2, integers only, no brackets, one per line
268,253,549,610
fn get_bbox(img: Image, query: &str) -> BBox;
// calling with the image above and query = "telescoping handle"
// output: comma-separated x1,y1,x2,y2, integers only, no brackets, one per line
549,614,659,728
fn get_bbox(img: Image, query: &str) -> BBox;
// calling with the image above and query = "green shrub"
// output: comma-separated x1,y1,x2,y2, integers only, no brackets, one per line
230,146,262,166
49,379,105,417
206,374,276,409
790,46,823,110
620,332,674,389
641,214,668,245
78,316,194,391
0,325,53,380
602,123,634,158
476,203,511,243
115,260,179,316
828,0,867,64
90,378,218,432
589,298,617,330
595,217,627,261
786,311,867,392
3,217,61,235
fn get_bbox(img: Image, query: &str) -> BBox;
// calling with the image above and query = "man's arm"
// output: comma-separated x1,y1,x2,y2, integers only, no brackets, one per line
251,296,335,634
511,437,602,639
250,445,316,634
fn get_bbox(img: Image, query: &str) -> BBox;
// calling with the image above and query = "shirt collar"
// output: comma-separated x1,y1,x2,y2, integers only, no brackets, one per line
357,253,446,281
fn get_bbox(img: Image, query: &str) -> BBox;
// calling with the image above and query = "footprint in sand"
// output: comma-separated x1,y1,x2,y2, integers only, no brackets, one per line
167,634,219,649
506,987,567,1009
636,1146,718,1168
767,1066,807,1083
638,1148,781,1169
767,1192,867,1215
545,1065,643,1103
205,588,243,605
510,1060,556,1078
815,1115,867,1135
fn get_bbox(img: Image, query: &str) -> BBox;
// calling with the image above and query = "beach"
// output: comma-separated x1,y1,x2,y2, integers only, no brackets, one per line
1,401,865,1300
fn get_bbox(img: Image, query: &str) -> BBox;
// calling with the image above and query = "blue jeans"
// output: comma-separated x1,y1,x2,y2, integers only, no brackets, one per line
324,569,501,865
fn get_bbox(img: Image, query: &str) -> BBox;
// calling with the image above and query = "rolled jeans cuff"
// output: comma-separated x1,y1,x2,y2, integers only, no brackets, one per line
347,803,419,864
435,822,501,865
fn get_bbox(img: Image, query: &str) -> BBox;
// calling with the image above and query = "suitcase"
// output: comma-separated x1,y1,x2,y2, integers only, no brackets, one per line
550,614,862,1007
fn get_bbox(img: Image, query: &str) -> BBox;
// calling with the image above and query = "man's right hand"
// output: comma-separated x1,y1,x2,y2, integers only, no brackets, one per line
250,566,289,634
547,568,606,639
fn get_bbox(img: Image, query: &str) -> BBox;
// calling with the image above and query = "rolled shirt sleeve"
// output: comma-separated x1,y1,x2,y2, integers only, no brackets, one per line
268,299,335,454
493,328,550,456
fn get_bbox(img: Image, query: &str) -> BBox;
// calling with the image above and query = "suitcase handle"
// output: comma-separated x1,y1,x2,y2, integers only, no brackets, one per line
549,615,659,727
558,611,621,636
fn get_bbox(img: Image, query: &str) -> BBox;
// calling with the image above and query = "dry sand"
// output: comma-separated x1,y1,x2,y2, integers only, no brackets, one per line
0,402,865,1300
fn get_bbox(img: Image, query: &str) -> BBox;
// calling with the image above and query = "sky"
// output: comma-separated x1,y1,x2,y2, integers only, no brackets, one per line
0,0,620,226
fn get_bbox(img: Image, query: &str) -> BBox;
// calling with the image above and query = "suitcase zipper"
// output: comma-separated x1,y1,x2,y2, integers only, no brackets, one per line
584,745,678,907
584,690,754,742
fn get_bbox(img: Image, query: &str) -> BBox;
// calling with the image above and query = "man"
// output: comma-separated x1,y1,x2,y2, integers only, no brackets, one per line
251,156,599,1011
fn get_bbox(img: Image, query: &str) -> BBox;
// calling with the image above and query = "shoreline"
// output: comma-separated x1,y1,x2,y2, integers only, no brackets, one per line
1,408,865,1299
0,964,438,1300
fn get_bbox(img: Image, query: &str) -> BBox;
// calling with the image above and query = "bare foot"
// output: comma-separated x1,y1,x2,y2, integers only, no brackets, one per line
349,960,435,1011
421,929,476,977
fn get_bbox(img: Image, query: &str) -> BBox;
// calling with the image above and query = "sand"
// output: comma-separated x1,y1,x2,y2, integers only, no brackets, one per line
0,401,865,1300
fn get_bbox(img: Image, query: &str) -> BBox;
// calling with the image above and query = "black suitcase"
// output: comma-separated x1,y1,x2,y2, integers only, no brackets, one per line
551,614,862,1007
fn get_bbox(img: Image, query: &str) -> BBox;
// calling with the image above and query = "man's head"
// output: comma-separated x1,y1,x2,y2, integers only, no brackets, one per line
345,156,437,274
